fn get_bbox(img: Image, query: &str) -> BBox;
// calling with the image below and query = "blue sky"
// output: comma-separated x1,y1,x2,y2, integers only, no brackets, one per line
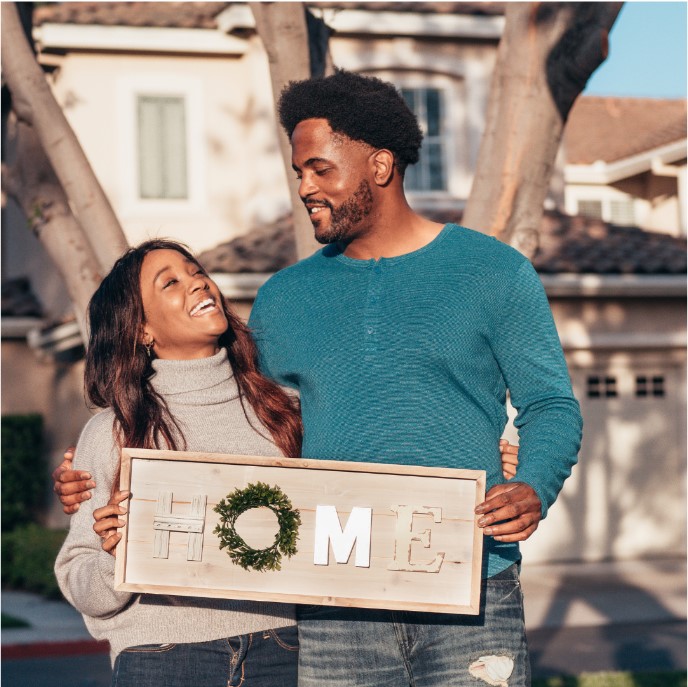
584,2,687,99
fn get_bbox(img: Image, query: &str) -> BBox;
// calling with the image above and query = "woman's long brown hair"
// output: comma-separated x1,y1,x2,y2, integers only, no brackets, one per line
85,239,302,458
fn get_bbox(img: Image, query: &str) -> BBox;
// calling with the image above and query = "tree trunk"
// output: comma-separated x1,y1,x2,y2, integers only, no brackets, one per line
250,2,326,260
3,116,102,338
1,1,128,273
462,2,622,257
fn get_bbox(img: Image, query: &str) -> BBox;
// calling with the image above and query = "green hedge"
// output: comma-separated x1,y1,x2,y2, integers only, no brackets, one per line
533,672,687,687
1,523,67,600
1,414,46,531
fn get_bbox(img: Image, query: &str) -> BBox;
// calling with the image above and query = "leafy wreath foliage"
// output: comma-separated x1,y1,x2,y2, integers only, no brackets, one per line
214,482,301,572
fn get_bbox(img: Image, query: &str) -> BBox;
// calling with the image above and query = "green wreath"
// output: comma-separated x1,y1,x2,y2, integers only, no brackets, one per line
213,482,301,572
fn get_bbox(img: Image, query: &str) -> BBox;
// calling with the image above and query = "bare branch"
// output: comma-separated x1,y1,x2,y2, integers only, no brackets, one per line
1,1,128,273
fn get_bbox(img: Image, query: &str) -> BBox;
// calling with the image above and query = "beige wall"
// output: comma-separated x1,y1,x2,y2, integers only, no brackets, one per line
1,340,93,529
44,44,290,256
517,296,687,564
38,30,499,258
565,167,685,236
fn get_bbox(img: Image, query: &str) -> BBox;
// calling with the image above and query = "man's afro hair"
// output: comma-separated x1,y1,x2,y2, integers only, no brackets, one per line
278,69,423,172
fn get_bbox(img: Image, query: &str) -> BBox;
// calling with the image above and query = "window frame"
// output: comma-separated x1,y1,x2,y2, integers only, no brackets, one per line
117,74,206,217
566,187,638,226
367,70,467,202
136,94,189,201
400,86,448,194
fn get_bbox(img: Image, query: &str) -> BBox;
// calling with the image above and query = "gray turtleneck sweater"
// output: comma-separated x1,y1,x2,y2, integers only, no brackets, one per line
55,349,296,662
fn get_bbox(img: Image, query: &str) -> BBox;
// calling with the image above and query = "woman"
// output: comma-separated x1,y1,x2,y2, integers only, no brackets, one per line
55,239,301,686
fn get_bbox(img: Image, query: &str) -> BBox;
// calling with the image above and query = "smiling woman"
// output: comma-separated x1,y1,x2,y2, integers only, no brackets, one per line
54,239,302,687
139,248,229,360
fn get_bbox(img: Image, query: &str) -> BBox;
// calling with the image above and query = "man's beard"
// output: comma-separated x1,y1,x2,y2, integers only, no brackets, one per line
313,179,374,245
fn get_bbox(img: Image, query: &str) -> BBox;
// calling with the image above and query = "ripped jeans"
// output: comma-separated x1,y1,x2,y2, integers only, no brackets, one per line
296,563,529,687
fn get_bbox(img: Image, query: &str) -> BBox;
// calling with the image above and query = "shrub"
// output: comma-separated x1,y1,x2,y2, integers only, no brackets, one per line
1,414,46,531
1,523,67,600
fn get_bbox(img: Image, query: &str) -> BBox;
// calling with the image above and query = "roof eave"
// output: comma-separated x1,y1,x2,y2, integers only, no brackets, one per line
34,22,248,56
217,4,504,39
565,139,687,185
540,273,687,298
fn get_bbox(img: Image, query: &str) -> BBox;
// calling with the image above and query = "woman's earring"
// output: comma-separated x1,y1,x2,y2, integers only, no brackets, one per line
145,340,153,357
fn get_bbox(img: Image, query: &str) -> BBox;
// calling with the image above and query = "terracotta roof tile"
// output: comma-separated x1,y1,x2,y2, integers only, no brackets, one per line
200,210,686,276
34,1,505,29
532,211,687,275
311,2,506,15
34,3,228,29
564,96,687,164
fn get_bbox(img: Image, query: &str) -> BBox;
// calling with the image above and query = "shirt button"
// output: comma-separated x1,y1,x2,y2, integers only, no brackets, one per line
366,327,374,335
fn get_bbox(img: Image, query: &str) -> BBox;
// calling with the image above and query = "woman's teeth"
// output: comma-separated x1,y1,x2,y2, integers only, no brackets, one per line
190,299,215,316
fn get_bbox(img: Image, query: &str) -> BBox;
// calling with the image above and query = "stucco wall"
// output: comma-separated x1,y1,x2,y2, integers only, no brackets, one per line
1,340,93,529
519,296,687,563
43,43,290,255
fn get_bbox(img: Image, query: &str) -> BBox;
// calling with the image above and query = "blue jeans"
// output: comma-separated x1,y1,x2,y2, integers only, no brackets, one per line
296,563,529,686
112,625,299,687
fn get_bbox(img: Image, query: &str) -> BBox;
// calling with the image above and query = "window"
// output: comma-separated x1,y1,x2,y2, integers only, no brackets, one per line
401,88,446,192
137,95,188,200
587,375,617,398
609,200,636,225
636,375,665,398
576,197,636,226
577,200,603,220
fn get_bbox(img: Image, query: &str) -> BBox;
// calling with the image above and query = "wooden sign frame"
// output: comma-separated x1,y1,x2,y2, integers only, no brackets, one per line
114,448,486,615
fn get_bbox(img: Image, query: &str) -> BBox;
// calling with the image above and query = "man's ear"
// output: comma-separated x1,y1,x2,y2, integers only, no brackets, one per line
371,149,395,186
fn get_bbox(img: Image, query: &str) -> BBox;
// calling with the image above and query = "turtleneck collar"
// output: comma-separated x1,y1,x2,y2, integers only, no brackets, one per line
149,348,239,405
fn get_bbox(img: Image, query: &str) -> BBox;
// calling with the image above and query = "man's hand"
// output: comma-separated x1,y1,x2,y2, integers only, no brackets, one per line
52,447,95,514
499,439,519,480
93,490,130,556
475,482,541,543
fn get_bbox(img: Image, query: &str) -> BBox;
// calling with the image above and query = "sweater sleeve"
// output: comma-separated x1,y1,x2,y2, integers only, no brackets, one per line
54,412,135,619
489,260,583,518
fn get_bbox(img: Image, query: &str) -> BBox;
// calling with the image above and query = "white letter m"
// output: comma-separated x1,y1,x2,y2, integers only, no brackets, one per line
313,505,372,568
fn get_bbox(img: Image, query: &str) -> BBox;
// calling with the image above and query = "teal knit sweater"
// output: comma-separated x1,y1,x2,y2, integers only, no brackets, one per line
249,224,582,577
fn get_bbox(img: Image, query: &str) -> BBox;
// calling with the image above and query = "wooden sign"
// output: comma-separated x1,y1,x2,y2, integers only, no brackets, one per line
114,449,486,615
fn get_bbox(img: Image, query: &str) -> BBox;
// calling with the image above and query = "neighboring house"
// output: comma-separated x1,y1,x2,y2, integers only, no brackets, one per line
526,212,686,563
563,96,687,235
1,2,685,563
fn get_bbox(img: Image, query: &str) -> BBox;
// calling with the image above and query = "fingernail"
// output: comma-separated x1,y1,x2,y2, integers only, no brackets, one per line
475,505,485,514
484,527,494,535
86,481,96,489
82,493,92,501
119,507,127,514
478,517,487,526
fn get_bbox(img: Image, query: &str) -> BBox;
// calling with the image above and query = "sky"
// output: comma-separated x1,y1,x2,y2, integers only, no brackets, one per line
583,1,687,99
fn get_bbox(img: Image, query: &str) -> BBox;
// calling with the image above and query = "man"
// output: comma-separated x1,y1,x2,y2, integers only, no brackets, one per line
56,71,581,685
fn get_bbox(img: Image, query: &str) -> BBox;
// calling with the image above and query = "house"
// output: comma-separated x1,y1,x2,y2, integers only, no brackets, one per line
1,2,685,564
563,96,686,236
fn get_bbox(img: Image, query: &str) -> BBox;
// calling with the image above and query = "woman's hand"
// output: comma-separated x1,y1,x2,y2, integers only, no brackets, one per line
499,439,519,480
93,490,130,556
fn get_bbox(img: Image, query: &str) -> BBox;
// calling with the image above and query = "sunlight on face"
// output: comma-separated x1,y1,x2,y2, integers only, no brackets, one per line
139,249,228,360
